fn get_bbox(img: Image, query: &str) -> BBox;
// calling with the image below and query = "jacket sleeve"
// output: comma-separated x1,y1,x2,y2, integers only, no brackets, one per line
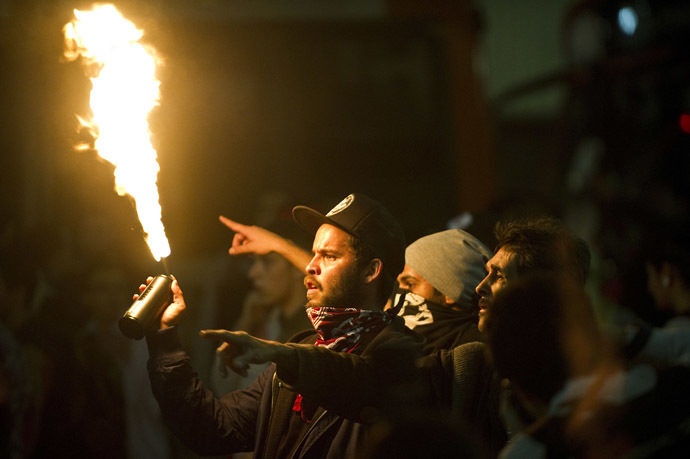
275,320,427,422
145,327,268,455
416,343,508,457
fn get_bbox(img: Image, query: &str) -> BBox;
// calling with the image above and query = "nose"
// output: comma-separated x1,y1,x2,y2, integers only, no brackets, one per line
475,274,489,297
395,274,406,290
306,256,321,275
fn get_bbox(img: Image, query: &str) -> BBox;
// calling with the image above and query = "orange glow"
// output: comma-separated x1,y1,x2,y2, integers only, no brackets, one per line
63,4,170,261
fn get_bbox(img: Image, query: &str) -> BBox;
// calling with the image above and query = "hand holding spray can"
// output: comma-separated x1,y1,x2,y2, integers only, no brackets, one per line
119,274,173,340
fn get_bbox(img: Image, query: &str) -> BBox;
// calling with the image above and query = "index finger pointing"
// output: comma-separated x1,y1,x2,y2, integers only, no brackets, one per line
219,216,247,233
199,329,226,340
199,329,243,343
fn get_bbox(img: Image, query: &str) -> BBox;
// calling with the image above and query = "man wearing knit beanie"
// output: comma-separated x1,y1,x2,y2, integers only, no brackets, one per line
394,229,493,353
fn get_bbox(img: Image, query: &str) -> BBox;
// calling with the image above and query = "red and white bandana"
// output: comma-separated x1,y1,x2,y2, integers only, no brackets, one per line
307,306,397,352
292,306,397,421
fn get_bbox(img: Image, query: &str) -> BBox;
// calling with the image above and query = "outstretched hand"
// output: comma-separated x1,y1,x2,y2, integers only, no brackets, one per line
219,216,286,256
218,215,313,274
200,329,285,378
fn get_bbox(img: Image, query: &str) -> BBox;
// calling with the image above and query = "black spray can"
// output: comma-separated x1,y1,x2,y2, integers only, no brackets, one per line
119,274,173,340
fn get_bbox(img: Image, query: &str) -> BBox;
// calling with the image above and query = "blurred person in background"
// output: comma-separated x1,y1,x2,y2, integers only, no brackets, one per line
487,273,690,458
210,220,312,406
484,273,607,458
644,221,690,328
616,219,690,368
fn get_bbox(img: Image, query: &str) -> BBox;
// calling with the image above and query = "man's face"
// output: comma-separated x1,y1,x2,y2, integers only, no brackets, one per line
475,247,520,331
397,264,447,305
304,224,366,308
248,252,302,306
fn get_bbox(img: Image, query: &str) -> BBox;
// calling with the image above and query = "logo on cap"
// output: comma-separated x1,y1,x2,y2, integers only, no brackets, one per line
326,194,355,216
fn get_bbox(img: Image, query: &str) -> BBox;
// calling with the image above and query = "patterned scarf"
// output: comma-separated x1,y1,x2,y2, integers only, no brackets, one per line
292,306,398,421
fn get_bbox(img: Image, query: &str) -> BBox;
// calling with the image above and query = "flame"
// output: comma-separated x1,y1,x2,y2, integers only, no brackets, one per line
63,4,170,261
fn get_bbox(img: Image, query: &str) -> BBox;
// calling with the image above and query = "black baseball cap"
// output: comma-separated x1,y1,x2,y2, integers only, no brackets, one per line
292,193,406,279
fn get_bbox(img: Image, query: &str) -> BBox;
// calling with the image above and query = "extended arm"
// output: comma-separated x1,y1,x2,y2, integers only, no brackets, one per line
200,329,298,377
201,323,427,422
219,216,312,273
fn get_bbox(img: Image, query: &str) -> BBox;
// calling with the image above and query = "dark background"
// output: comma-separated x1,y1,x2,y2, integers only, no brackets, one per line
3,0,686,312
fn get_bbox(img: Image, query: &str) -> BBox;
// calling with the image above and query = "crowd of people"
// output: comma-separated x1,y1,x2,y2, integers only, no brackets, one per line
140,192,690,458
2,191,690,458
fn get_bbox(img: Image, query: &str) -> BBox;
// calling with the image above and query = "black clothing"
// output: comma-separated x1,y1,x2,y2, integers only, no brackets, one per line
146,317,424,458
396,290,482,353
419,342,508,458
414,301,483,353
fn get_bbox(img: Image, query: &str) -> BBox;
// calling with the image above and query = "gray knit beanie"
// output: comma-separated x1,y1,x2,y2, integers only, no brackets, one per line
405,229,492,305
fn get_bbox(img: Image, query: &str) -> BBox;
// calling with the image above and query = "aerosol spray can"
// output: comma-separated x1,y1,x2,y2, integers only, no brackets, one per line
119,274,173,340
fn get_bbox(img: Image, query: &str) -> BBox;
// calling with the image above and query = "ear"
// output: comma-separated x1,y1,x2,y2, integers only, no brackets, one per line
443,295,455,306
364,258,383,283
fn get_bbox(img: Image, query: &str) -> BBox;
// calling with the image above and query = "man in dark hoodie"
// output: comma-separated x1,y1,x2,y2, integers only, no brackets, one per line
139,193,426,458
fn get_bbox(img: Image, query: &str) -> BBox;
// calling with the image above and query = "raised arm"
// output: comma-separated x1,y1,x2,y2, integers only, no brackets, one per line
219,216,312,273
137,278,261,455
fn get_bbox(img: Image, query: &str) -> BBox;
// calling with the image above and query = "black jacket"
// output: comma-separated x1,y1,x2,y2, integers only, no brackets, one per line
146,317,425,458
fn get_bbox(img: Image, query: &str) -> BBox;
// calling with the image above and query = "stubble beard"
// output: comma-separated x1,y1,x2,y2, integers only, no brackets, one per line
305,265,366,309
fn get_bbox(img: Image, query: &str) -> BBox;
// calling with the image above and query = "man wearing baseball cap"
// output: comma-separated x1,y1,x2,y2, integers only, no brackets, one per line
142,193,426,458
221,209,492,354
291,193,406,310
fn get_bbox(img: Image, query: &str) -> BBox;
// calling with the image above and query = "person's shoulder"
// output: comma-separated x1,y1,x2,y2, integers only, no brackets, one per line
451,341,489,369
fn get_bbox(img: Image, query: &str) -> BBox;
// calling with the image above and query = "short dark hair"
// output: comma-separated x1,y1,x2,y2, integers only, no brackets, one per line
485,274,602,404
494,216,591,284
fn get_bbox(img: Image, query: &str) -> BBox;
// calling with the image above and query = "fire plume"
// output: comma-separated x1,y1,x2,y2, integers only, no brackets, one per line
63,4,170,261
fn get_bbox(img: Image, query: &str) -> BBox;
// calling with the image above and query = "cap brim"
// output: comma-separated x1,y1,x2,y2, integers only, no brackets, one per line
292,206,334,236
